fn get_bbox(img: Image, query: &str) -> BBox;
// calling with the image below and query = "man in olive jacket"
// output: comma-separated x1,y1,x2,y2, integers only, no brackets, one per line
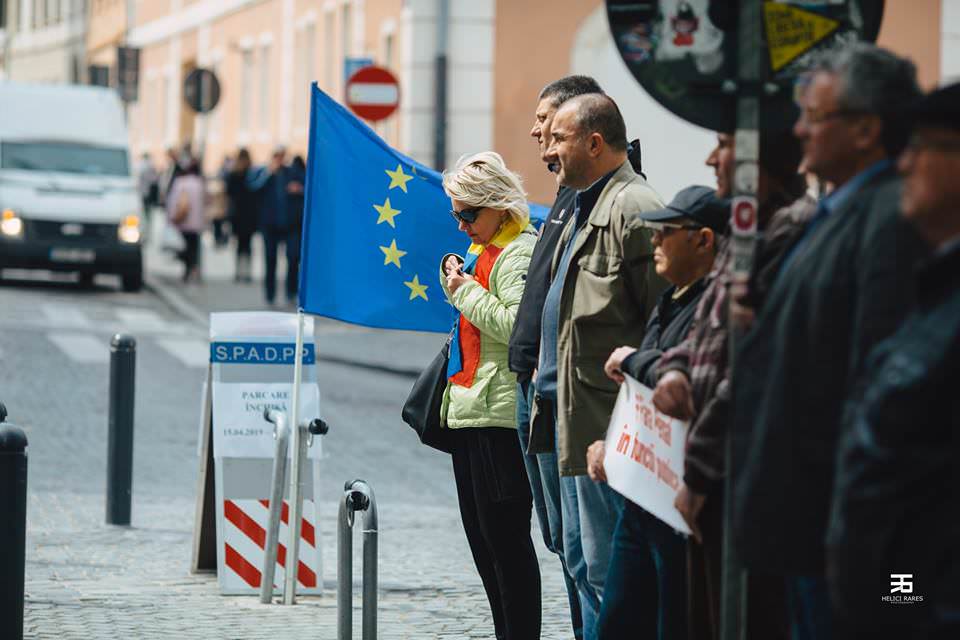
533,92,665,627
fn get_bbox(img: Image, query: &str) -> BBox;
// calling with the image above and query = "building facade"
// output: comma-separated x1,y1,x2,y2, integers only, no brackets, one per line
3,0,88,83
71,0,956,204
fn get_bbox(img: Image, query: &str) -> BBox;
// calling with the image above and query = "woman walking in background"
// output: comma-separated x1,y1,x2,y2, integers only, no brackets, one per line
166,161,207,283
439,152,542,640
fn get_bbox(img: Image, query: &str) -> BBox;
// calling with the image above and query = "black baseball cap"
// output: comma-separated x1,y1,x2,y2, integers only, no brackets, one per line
638,185,730,234
904,82,960,132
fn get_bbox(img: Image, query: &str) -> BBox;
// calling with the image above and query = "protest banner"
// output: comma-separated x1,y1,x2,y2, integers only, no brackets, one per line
603,374,690,534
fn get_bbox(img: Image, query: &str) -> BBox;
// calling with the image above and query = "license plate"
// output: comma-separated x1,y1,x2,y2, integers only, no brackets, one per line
50,248,96,263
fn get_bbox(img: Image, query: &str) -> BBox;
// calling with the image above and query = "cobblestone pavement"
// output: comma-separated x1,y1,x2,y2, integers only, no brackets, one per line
24,493,575,639
5,231,578,639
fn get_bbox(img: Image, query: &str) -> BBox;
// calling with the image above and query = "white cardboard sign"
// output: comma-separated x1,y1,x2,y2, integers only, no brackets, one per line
603,375,691,534
209,312,322,459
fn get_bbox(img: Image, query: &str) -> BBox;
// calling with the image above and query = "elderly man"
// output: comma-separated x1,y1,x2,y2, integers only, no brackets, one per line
826,82,960,637
509,74,603,640
731,44,928,638
532,92,665,636
585,185,726,640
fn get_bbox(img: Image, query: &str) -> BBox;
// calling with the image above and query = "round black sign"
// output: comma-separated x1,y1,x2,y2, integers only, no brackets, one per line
606,0,884,132
183,68,221,114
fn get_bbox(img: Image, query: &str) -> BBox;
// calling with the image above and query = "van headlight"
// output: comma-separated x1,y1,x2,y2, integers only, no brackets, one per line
118,215,141,244
1,209,23,238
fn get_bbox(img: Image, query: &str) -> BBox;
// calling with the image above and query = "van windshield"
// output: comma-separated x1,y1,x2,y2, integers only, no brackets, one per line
1,141,129,176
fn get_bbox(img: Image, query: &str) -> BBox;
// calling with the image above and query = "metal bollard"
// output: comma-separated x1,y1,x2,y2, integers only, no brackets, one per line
260,416,330,605
106,334,136,526
338,479,378,640
1,403,27,640
260,409,292,604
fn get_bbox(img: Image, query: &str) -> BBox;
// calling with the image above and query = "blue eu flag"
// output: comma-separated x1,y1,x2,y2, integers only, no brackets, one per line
299,84,544,333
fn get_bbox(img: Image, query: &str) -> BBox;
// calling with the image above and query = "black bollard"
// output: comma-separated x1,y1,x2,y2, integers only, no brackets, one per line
1,406,27,640
107,334,136,525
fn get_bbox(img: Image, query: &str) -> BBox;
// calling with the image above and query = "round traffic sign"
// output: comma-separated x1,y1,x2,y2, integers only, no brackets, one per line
732,196,758,235
605,0,884,132
183,68,221,114
345,66,400,122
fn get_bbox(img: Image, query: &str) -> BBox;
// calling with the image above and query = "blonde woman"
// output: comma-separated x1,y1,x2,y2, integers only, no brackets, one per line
440,152,541,639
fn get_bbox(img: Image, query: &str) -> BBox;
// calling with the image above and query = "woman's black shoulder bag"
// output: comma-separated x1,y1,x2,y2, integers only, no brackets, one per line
400,332,454,453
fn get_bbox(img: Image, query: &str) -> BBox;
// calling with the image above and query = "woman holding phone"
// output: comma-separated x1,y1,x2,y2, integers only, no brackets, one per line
439,151,541,639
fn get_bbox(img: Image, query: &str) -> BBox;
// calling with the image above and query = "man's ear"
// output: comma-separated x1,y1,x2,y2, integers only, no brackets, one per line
589,133,604,158
853,115,884,152
698,228,715,251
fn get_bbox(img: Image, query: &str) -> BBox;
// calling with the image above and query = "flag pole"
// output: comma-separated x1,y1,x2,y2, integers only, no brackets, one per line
283,308,307,604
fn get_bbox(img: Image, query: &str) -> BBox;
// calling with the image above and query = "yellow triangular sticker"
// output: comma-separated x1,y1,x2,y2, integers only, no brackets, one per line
763,3,841,72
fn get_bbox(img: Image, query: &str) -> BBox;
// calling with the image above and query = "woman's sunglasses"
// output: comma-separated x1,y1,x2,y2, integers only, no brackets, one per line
450,206,483,224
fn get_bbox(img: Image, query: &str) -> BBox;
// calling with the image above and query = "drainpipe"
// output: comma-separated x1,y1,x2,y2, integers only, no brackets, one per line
433,0,449,171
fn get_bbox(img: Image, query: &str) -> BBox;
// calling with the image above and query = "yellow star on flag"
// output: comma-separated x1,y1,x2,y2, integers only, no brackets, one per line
385,164,414,193
404,274,429,301
373,198,401,227
379,239,407,269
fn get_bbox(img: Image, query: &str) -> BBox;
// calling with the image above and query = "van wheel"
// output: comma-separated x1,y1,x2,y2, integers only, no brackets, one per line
122,272,143,292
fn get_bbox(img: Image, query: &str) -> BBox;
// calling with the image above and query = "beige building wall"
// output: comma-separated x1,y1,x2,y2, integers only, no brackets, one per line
99,0,944,201
4,0,88,83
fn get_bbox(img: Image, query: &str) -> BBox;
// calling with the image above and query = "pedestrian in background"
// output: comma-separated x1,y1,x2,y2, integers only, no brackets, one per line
827,81,960,638
507,74,604,640
532,93,665,639
440,151,540,640
209,154,233,247
254,145,303,307
285,154,307,302
732,44,926,639
136,152,159,229
166,160,207,283
226,148,260,283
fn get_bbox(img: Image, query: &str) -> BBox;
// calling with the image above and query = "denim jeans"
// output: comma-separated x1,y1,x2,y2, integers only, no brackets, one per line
786,575,833,640
549,401,620,640
516,381,583,639
597,500,688,640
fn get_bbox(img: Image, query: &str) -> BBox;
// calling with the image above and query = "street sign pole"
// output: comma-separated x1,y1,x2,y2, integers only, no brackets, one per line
724,1,763,639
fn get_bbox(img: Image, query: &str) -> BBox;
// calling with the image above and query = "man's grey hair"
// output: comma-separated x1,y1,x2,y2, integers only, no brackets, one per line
559,93,628,152
815,42,921,154
538,75,604,109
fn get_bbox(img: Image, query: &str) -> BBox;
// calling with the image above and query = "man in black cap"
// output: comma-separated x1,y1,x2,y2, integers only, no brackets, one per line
584,185,727,639
826,81,960,636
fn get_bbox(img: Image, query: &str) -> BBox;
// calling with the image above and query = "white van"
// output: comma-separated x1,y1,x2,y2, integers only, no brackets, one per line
0,82,143,291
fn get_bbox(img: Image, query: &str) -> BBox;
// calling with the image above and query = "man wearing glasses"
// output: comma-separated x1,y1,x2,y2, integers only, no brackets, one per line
731,43,928,638
826,81,960,637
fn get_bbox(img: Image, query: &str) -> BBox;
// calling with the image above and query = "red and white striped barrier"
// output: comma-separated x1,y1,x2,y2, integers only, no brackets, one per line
221,498,321,594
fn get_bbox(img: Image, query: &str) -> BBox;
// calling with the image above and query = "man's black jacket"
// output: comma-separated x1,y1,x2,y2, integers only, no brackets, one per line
732,166,928,575
623,279,706,387
508,186,577,382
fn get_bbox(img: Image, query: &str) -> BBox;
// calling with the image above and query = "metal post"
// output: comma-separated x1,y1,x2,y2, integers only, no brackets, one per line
283,311,307,605
107,334,136,526
722,1,763,639
0,403,27,640
337,479,378,640
260,409,291,604
433,0,450,170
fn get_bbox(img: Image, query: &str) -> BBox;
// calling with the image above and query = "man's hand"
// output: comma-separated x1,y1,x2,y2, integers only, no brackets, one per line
674,484,707,543
586,440,607,483
653,370,696,420
287,180,304,194
446,270,475,295
604,346,638,384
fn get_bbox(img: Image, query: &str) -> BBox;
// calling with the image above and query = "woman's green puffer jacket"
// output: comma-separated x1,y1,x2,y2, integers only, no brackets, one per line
439,228,535,429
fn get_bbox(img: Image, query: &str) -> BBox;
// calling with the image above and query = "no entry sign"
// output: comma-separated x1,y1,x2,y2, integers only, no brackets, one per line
345,66,400,122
